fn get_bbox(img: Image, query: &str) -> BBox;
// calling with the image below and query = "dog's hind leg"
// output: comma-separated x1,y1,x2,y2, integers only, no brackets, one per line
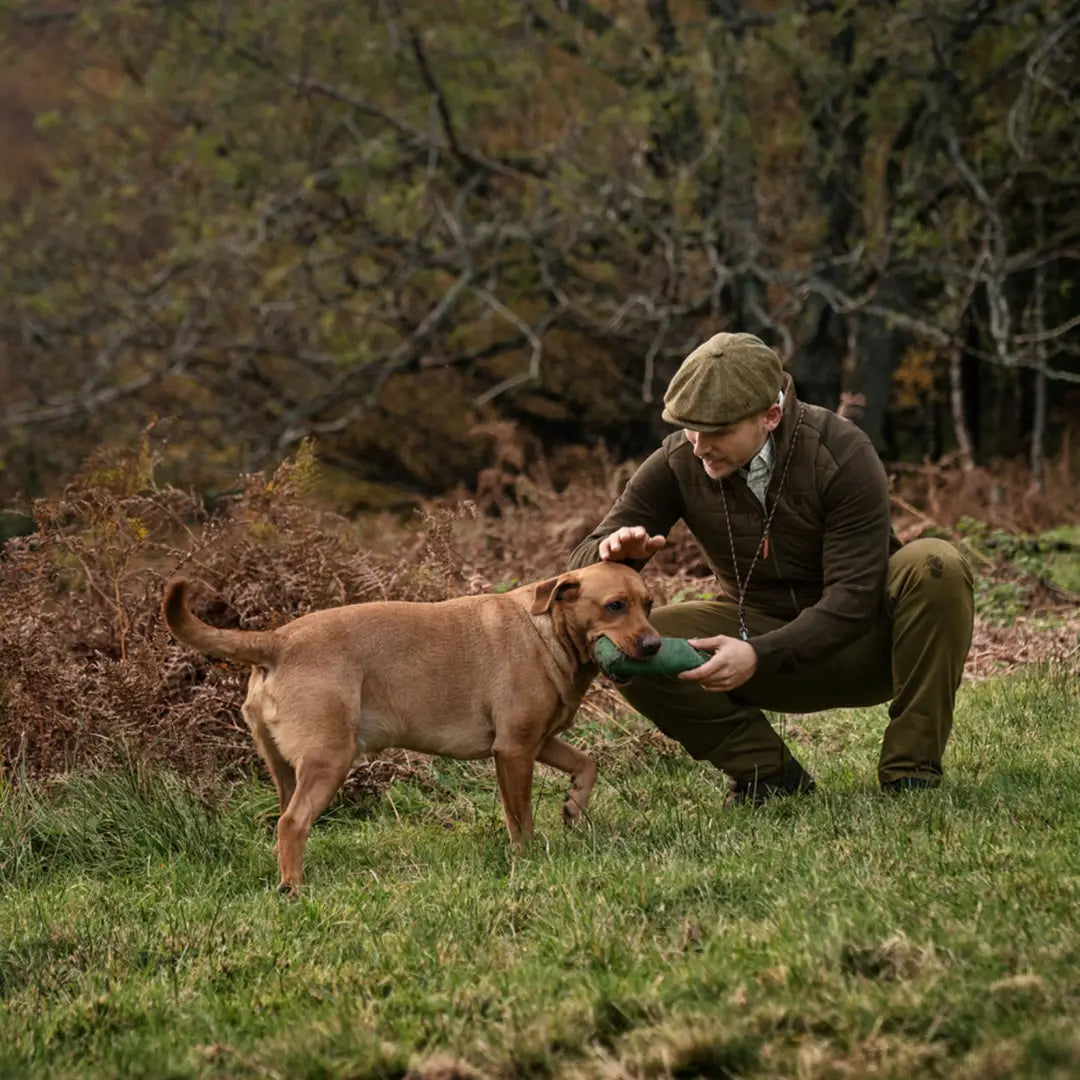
243,673,297,818
275,751,352,895
266,685,357,895
252,722,296,816
536,736,598,827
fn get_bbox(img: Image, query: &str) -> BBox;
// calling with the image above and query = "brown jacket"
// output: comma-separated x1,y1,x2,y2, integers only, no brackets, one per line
568,376,901,677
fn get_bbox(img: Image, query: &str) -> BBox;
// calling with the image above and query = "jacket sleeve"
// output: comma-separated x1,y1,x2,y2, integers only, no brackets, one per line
750,441,893,675
567,446,685,571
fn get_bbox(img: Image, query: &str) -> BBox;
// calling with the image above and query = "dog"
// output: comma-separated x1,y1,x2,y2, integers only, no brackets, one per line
162,563,659,893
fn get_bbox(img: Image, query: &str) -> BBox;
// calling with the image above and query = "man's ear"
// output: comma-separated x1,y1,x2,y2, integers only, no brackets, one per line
763,402,784,432
530,573,581,615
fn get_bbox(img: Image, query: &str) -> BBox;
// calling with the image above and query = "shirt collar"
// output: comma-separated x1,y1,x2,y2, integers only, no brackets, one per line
741,435,774,479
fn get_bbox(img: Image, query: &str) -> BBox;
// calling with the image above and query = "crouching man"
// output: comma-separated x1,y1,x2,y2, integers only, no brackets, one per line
569,332,974,803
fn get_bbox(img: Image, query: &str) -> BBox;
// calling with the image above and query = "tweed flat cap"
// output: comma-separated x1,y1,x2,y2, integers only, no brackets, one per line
661,332,784,431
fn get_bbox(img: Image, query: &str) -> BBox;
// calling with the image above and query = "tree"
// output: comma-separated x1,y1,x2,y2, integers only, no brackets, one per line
1,0,1077,505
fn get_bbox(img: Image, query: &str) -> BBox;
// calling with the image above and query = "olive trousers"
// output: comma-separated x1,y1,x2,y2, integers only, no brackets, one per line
619,538,974,787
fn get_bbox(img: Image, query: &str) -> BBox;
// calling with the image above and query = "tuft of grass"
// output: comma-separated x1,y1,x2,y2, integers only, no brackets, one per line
1,668,1079,1079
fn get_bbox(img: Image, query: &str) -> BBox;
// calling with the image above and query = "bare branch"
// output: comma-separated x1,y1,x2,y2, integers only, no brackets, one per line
471,287,556,406
407,27,471,171
3,365,174,427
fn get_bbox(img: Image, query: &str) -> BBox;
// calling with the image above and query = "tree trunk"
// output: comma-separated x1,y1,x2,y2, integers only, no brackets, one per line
850,273,913,455
1029,200,1047,492
948,345,975,471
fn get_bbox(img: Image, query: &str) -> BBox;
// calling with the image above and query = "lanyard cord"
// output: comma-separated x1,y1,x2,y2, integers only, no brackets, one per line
719,405,806,641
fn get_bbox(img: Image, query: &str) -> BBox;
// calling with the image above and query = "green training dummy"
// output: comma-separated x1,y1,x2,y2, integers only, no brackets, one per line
593,636,711,680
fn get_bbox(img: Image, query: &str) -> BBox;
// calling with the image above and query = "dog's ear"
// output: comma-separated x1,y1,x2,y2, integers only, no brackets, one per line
530,573,581,615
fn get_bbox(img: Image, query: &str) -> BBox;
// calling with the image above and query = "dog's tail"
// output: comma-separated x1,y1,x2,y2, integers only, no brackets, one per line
162,577,280,667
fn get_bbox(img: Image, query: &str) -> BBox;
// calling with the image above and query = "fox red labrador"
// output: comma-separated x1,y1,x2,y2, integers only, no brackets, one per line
163,563,659,893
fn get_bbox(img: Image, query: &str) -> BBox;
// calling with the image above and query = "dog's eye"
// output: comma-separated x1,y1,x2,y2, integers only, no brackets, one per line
645,600,654,615
605,600,627,614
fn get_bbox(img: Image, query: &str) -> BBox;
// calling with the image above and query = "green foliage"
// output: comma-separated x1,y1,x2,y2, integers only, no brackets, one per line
2,670,1079,1078
1038,526,1080,594
973,577,1031,626
956,517,1080,623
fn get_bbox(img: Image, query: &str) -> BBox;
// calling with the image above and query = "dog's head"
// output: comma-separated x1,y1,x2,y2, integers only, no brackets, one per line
530,562,660,666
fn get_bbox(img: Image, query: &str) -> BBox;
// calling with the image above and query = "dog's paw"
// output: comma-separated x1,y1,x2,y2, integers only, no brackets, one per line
562,796,585,827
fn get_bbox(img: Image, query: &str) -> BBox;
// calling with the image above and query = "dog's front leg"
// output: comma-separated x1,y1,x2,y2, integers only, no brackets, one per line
536,736,597,827
492,742,537,850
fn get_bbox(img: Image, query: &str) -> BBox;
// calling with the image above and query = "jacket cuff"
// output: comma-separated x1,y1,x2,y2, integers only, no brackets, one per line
567,540,650,574
750,632,798,676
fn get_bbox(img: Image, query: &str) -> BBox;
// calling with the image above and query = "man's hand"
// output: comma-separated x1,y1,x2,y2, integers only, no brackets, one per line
678,635,758,692
599,526,667,563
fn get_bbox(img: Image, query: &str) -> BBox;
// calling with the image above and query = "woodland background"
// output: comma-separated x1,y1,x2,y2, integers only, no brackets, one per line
1,0,1079,515
1,0,1078,781
2,10,1080,1075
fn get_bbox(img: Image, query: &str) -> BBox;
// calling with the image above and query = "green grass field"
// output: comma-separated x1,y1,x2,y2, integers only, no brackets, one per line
2,668,1079,1080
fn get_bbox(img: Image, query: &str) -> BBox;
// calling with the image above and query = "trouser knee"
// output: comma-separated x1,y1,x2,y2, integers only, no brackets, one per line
890,538,974,606
617,676,737,758
646,602,709,636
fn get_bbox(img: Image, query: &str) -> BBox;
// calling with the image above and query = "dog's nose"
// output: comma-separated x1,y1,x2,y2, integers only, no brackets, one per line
638,633,662,658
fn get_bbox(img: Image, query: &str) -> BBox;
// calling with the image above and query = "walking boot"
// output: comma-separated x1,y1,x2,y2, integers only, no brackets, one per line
724,756,816,808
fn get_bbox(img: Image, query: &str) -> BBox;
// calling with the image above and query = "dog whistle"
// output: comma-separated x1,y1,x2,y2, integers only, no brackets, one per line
762,534,769,560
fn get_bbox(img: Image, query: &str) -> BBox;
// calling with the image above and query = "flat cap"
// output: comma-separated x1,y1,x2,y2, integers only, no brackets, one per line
662,332,784,431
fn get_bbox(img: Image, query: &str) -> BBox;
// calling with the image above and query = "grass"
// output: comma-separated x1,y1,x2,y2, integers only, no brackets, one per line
2,667,1079,1079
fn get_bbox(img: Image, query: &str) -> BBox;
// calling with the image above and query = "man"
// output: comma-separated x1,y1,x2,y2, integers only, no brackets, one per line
568,332,974,802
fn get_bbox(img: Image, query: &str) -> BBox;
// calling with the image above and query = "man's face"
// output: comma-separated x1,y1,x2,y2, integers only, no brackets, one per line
685,404,782,480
